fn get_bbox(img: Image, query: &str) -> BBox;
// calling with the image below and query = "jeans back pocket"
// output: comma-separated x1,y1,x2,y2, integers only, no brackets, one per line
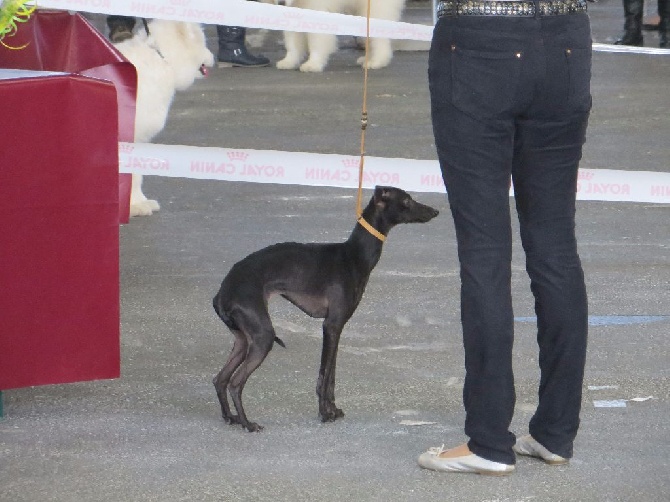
451,45,523,119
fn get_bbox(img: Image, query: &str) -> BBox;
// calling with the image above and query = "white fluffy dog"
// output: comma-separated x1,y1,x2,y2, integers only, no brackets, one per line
274,0,406,72
114,20,214,217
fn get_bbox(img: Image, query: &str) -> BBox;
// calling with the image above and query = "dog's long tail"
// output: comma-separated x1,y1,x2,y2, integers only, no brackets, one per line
212,294,286,348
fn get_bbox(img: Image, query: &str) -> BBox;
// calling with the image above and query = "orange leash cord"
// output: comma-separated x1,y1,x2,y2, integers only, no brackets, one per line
356,0,386,242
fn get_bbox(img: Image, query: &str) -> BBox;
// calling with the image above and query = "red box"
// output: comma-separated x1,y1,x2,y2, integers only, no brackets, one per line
0,10,132,391
0,70,121,389
0,10,137,223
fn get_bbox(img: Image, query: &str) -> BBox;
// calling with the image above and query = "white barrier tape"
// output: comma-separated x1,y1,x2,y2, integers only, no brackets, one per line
36,0,434,41
32,0,670,54
592,43,670,56
119,142,670,203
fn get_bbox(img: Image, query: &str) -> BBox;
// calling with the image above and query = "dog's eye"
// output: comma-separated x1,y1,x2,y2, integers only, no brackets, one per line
403,198,411,208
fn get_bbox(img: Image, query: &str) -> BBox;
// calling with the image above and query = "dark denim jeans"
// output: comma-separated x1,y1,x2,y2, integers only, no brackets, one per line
429,12,591,464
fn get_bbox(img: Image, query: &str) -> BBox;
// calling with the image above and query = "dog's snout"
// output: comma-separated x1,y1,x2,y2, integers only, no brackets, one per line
417,202,439,221
419,205,439,223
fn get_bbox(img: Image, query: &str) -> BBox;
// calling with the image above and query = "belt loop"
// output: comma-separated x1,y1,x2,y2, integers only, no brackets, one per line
533,0,541,18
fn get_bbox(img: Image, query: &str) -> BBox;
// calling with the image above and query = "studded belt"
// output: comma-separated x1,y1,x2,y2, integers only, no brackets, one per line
436,0,588,18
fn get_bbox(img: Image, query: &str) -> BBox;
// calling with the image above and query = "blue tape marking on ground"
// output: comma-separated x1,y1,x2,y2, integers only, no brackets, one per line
514,315,670,326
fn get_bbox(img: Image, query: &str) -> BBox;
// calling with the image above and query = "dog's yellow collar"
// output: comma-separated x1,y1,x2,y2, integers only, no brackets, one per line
357,216,386,242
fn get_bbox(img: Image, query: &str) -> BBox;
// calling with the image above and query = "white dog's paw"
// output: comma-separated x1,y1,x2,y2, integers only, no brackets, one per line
299,58,327,73
130,199,160,217
276,56,301,70
146,199,160,212
357,54,392,70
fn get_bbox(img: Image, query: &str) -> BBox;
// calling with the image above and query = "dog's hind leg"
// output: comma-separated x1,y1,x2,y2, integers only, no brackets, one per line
227,313,277,432
213,329,248,426
317,317,346,422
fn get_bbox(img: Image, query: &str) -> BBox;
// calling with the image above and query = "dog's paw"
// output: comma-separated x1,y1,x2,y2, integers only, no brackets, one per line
145,199,160,212
129,199,159,217
276,57,300,70
244,422,264,433
299,59,326,73
320,406,345,422
357,55,391,70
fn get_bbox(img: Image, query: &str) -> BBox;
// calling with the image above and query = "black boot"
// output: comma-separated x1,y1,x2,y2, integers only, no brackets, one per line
659,0,669,47
107,16,136,43
615,0,644,46
216,26,270,67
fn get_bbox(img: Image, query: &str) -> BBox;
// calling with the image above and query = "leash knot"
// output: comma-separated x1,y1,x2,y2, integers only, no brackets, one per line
361,111,368,130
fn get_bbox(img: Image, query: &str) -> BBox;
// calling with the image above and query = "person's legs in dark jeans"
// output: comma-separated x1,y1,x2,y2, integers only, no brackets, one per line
445,118,518,464
429,13,591,465
512,113,590,459
429,17,525,465
511,16,591,457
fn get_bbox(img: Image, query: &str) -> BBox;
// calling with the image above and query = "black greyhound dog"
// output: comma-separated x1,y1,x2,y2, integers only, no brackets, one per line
212,186,439,432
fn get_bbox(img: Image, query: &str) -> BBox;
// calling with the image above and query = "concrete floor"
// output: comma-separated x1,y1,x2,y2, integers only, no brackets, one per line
2,2,669,501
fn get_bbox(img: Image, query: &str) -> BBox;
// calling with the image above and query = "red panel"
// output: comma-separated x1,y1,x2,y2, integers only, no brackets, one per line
0,73,120,389
0,10,138,223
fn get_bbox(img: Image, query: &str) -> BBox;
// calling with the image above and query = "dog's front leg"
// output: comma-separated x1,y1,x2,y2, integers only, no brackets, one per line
357,38,394,70
129,173,160,217
276,31,306,70
317,319,345,422
299,33,337,73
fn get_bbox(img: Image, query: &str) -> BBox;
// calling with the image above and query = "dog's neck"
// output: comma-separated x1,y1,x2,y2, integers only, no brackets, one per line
346,200,391,272
357,215,386,242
